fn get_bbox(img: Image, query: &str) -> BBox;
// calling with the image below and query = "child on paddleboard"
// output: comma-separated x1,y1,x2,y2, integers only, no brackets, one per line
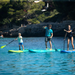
43,25,53,50
64,25,74,51
15,33,24,50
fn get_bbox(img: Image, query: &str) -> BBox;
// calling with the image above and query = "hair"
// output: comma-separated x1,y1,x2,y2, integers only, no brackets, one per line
18,33,21,35
68,25,71,30
49,24,52,28
68,25,71,26
68,25,71,28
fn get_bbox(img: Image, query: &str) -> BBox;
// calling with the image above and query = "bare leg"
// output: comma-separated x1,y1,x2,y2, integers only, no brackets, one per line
67,39,70,51
71,37,74,50
49,41,52,50
22,45,24,50
19,45,21,50
45,42,47,50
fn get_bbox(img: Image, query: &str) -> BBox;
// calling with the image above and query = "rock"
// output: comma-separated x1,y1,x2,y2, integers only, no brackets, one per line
2,20,75,37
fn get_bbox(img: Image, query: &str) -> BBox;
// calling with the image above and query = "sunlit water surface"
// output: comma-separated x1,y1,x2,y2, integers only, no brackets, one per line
0,37,75,75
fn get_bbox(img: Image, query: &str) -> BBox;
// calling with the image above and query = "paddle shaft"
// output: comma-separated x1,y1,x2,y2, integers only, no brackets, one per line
0,39,15,49
63,40,65,50
6,40,15,46
64,31,67,50
51,40,57,51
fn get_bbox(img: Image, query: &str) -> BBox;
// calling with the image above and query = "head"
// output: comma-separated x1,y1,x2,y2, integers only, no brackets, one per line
68,25,71,30
48,25,52,29
18,33,21,36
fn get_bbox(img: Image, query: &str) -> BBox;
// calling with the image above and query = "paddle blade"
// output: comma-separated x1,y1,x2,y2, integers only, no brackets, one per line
55,49,58,51
1,45,6,49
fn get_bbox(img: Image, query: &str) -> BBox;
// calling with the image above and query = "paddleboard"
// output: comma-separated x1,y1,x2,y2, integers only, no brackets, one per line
61,50,75,53
29,49,61,53
8,49,28,53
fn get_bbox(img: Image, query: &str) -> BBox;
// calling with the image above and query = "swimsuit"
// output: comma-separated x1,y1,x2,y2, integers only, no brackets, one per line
67,31,73,39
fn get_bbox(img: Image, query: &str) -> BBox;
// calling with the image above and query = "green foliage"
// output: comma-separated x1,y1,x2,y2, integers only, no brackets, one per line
8,8,15,15
27,18,40,24
0,5,2,9
31,1,45,10
37,13,46,22
1,0,75,26
27,9,59,23
2,18,9,24
0,0,10,2
0,1,45,26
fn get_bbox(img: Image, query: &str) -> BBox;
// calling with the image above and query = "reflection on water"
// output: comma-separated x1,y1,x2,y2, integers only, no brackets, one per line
0,37,75,75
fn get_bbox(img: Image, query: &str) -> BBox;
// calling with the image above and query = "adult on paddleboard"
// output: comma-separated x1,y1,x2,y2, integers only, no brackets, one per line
43,25,53,50
15,33,24,50
64,25,74,51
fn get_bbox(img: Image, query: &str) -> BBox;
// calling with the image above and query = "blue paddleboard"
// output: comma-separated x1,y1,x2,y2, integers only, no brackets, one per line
29,49,61,53
61,50,75,53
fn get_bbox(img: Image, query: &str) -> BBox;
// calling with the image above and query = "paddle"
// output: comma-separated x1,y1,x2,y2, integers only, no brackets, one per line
0,40,15,49
63,39,65,50
51,40,58,51
63,29,67,50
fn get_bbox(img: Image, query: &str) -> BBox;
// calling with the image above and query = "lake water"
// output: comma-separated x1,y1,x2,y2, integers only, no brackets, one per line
0,37,75,75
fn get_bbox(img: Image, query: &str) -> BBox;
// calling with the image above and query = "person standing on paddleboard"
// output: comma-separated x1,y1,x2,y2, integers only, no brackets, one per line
43,25,53,50
0,34,4,38
15,33,24,50
64,25,74,51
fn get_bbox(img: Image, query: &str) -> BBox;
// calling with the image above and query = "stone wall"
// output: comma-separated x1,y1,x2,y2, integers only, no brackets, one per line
2,20,75,37
22,20,75,37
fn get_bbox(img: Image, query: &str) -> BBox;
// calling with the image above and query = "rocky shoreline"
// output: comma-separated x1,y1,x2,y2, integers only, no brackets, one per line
1,20,75,37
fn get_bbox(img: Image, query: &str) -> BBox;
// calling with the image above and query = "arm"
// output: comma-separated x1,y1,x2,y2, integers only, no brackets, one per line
64,29,67,32
43,26,47,29
15,38,18,40
64,29,72,33
50,33,53,38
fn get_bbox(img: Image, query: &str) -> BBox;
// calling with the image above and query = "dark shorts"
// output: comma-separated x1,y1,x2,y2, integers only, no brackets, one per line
68,37,71,39
68,36,73,39
45,37,52,42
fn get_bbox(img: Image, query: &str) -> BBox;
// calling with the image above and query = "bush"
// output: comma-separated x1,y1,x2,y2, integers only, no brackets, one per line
27,18,40,24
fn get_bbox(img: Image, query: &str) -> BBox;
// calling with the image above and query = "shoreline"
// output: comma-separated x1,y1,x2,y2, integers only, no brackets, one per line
0,20,75,37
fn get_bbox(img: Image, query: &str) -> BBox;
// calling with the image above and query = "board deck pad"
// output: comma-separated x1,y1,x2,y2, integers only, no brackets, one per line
8,49,28,53
29,49,61,53
61,50,75,53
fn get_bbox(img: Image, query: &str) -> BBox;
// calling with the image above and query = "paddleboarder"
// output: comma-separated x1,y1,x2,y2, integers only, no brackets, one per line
15,33,24,50
0,34,3,38
43,25,53,50
64,25,74,51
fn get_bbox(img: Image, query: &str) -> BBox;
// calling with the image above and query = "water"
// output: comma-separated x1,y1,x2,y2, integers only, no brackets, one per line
0,37,75,75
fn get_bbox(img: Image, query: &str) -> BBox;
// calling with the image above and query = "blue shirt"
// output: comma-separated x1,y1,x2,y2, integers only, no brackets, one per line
45,27,53,37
